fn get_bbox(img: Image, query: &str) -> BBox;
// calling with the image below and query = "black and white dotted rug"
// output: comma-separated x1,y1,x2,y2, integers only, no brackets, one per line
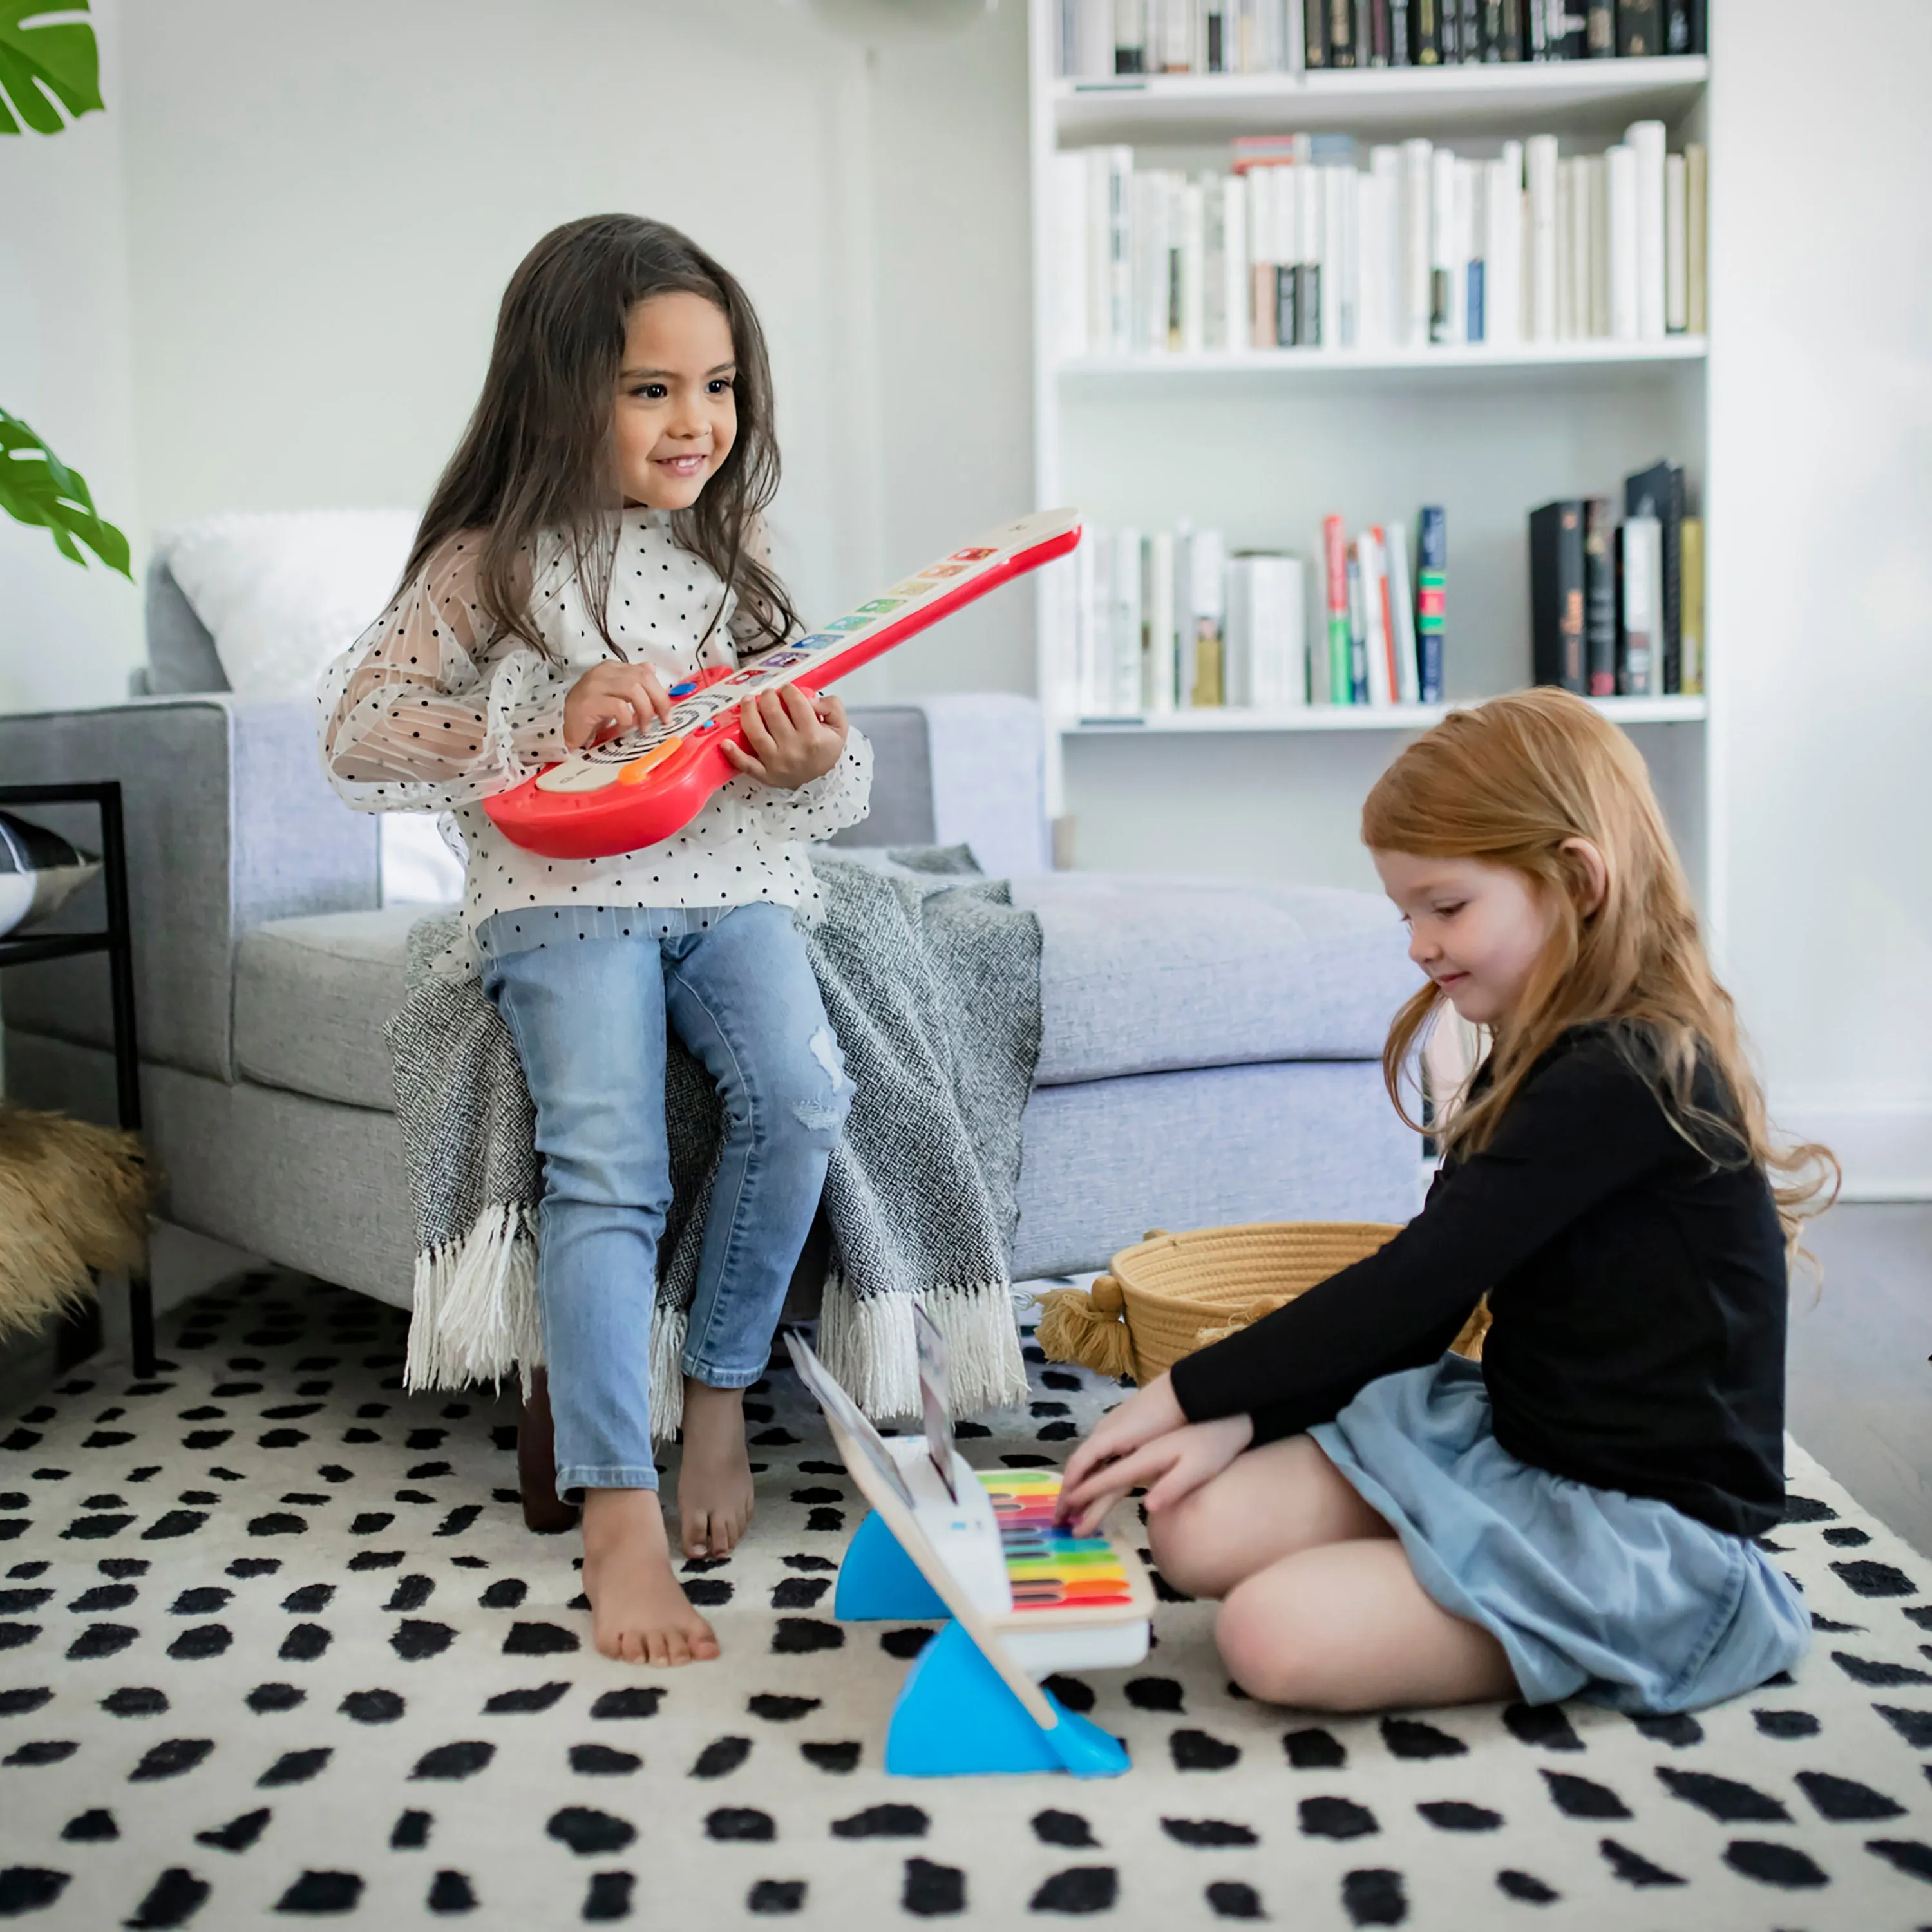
4,1270,1932,1930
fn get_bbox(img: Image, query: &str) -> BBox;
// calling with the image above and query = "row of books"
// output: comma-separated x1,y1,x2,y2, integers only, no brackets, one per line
1053,124,1706,359
1530,460,1703,697
1044,511,1448,717
1052,0,1706,77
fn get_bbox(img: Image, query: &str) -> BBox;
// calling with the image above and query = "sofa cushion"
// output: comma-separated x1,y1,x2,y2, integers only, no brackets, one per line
1017,873,1416,1086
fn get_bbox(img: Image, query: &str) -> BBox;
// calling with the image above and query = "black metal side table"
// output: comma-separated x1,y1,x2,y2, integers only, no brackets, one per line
0,781,155,1378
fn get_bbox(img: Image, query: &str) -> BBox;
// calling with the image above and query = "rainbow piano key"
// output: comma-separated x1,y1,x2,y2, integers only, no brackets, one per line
976,1469,1137,1614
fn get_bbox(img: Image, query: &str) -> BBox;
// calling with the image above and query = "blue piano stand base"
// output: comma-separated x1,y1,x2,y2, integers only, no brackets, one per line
836,1510,1132,1781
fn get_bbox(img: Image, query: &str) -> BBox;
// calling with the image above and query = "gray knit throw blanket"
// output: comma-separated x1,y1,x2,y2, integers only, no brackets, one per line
385,850,1039,1430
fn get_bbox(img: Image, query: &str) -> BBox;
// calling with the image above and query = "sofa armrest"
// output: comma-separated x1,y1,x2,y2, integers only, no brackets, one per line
0,697,379,1083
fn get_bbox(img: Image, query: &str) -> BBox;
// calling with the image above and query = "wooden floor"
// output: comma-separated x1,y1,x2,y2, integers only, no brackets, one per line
1788,1202,1932,1555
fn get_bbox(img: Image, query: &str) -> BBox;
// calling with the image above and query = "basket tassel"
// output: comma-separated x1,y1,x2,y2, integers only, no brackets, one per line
1035,1274,1135,1381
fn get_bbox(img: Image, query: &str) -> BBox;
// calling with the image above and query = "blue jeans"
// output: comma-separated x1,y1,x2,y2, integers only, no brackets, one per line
478,904,851,1495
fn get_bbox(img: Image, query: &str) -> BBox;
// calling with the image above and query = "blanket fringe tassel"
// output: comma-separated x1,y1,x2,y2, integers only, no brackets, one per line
817,1273,1029,1421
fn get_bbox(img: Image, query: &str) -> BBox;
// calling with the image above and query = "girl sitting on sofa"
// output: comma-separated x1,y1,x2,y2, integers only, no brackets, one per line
321,215,869,1667
1058,689,1833,1716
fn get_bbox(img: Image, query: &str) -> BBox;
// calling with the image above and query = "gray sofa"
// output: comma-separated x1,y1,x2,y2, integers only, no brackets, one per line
0,562,1421,1333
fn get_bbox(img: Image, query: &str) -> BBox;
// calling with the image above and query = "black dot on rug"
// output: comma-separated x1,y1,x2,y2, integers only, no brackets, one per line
880,1627,932,1660
582,1870,634,1921
280,1584,334,1615
487,1683,571,1714
1340,1868,1405,1927
547,1807,636,1855
67,1621,138,1659
392,1619,458,1660
70,1582,137,1611
1866,1838,1932,1882
1542,1771,1631,1819
1656,1766,1791,1823
902,1859,965,1917
1496,1869,1559,1904
1204,1879,1262,1919
772,1618,842,1654
392,1810,433,1850
685,1579,733,1607
350,1511,393,1534
1043,1674,1095,1714
480,1578,527,1609
1832,1651,1932,1688
196,1806,272,1852
1171,1729,1241,1772
247,1683,306,1714
1598,1839,1685,1888
769,1577,825,1610
1753,1707,1819,1738
168,1587,230,1616
589,1687,661,1721
259,1748,332,1787
1418,1801,1501,1832
502,1620,576,1656
412,1741,496,1781
1629,1711,1703,1747
781,1553,835,1573
571,1744,641,1776
142,1510,209,1540
0,1687,52,1715
428,1870,477,1915
1032,1809,1097,1848
746,1878,805,1914
4,1740,75,1766
1161,1817,1256,1848
276,1870,364,1913
126,1867,211,1927
1381,1716,1466,1760
1724,1839,1828,1889
280,1623,332,1662
707,1807,776,1842
62,1513,135,1540
246,1513,307,1537
692,1737,751,1777
1029,1866,1116,1913
102,1685,168,1717
804,1508,844,1532
385,1574,435,1611
1502,1703,1584,1752
1301,1796,1378,1841
833,1804,928,1839
1124,1676,1184,1712
339,1689,403,1724
1873,1705,1932,1748
1831,1560,1918,1598
1794,1769,1904,1821
167,1622,231,1661
800,1741,860,1774
0,1869,68,1915
1822,1524,1871,1546
1285,1726,1346,1770
229,1558,280,1578
129,1738,213,1781
61,1808,118,1842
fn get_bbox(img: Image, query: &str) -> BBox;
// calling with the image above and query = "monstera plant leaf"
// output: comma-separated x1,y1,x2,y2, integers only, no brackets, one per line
0,410,129,574
0,0,103,134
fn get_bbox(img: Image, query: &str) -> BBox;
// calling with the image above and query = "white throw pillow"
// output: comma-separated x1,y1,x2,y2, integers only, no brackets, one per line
157,508,421,703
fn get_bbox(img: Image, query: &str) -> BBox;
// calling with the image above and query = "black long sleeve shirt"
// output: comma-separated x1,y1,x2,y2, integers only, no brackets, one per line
1170,1024,1791,1537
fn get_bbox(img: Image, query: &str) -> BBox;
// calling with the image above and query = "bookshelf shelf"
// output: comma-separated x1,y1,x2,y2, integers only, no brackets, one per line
1056,696,1707,734
1059,337,1707,379
1054,55,1710,144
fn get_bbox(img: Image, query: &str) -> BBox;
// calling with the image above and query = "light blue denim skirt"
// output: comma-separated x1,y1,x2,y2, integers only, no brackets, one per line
1309,1353,1811,1713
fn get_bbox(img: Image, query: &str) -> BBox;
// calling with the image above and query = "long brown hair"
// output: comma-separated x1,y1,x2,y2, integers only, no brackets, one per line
1362,689,1835,1243
408,213,796,657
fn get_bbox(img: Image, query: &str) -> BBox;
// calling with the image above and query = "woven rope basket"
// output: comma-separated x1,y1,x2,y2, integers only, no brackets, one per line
1035,1221,1489,1386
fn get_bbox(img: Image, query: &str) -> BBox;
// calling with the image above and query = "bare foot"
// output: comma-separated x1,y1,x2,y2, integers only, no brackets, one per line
580,1488,720,1665
677,1379,756,1558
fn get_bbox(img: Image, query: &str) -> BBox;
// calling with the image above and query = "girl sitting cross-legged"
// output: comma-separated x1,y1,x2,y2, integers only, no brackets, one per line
1057,688,1834,1716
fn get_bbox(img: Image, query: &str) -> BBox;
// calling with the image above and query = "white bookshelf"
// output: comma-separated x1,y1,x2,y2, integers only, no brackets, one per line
1027,1,1713,905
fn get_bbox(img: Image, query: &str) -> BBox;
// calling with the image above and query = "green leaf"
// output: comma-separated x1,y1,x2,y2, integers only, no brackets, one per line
0,1,103,135
0,408,130,574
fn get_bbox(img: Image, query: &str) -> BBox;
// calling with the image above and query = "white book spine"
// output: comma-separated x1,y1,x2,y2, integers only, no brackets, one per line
1384,519,1419,703
1400,138,1432,349
1526,133,1558,343
1363,145,1400,351
1482,152,1519,348
1354,533,1390,706
1664,151,1688,334
1297,162,1323,347
1620,515,1662,699
1143,530,1177,710
1072,531,1099,713
1607,142,1638,341
1323,163,1350,349
1429,146,1456,346
1220,173,1249,350
1054,152,1088,362
1075,0,1114,76
1274,556,1308,705
1567,155,1591,341
1554,158,1575,341
1586,153,1609,339
1132,170,1166,353
1184,525,1226,705
1454,157,1479,345
1106,146,1135,355
1112,526,1142,714
1625,118,1667,341
1228,555,1307,707
1179,179,1206,353
1686,144,1707,335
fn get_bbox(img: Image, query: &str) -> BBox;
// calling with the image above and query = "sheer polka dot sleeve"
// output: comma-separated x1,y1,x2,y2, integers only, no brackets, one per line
317,534,573,813
724,726,873,842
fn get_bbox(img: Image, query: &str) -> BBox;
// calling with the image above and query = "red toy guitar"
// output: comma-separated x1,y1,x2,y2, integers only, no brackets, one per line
484,507,1082,860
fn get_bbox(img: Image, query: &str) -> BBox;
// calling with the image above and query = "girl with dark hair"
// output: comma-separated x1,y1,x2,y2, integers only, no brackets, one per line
321,215,871,1665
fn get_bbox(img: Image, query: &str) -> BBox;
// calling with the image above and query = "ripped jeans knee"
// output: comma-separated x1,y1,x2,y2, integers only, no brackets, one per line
789,1022,855,1143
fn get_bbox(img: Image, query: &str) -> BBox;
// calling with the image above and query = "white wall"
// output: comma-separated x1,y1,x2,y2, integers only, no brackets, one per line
0,0,142,712
1707,0,1932,1193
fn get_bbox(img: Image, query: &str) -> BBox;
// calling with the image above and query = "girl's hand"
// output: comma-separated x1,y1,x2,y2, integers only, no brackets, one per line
1059,1414,1256,1539
724,686,848,789
1055,1372,1187,1531
565,662,674,750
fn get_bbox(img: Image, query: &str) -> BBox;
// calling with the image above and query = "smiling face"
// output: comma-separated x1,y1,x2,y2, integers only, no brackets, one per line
1373,849,1558,1029
612,290,738,511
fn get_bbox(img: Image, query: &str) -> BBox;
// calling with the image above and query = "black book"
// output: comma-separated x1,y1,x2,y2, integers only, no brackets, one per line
1481,0,1504,59
1391,0,1411,63
1497,0,1522,59
1365,0,1387,65
1583,498,1617,696
1690,0,1707,52
1665,0,1693,52
1329,0,1356,64
1586,0,1615,55
1617,0,1661,55
1305,0,1329,64
1549,2,1587,57
1411,0,1443,62
1530,502,1588,695
1625,460,1685,692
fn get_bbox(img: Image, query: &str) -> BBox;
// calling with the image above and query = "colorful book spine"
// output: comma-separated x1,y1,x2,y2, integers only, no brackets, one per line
1416,506,1446,703
1322,513,1352,704
1678,515,1704,696
1583,497,1617,696
1345,547,1370,703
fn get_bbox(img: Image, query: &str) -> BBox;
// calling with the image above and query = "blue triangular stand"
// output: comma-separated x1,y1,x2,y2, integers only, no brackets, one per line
885,1620,1132,1779
834,1509,950,1621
